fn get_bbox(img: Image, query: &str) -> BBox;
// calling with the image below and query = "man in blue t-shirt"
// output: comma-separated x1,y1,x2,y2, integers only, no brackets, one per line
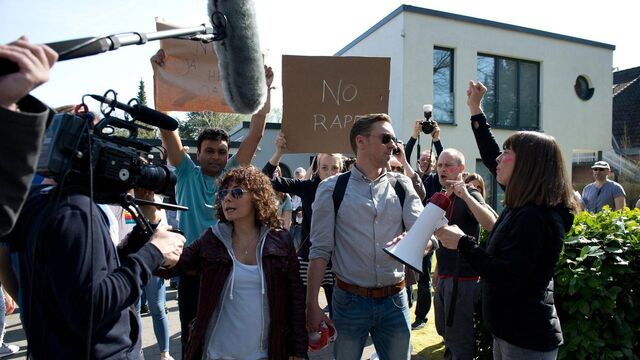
160,66,273,355
581,160,626,212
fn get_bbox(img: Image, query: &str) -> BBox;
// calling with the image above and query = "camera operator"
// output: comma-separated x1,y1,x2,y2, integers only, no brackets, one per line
0,37,186,359
1,169,185,359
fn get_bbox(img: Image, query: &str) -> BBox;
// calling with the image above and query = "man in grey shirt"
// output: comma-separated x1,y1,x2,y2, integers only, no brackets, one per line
306,114,436,359
581,161,626,212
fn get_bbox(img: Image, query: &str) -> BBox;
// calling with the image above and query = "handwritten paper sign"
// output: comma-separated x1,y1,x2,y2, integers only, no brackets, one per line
152,18,233,113
282,55,390,154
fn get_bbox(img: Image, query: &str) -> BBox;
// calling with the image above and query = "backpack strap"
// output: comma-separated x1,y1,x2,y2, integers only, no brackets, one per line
332,171,407,227
389,176,405,209
332,171,351,217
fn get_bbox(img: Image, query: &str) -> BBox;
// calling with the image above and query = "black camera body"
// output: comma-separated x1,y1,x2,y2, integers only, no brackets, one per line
421,110,437,135
37,112,176,203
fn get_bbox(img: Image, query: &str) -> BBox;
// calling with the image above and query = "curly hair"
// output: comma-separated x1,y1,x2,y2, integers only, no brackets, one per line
215,166,281,228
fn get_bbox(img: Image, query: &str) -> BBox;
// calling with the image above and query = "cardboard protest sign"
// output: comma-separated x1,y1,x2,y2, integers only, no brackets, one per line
281,55,390,154
152,18,233,113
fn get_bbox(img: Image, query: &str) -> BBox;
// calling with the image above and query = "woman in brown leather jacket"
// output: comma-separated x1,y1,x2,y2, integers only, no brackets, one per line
158,167,307,360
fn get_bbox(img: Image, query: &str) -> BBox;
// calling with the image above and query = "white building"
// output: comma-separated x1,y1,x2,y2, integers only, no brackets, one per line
336,5,615,209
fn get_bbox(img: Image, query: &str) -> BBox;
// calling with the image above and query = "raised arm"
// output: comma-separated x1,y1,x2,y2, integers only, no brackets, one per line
159,123,189,168
467,81,501,176
0,37,57,236
404,120,421,161
267,131,286,167
396,143,426,201
234,66,274,166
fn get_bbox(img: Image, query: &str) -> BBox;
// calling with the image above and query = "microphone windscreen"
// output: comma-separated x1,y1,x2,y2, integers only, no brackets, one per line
209,0,267,114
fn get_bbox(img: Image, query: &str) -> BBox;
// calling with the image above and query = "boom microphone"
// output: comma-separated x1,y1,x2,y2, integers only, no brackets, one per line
89,94,179,131
209,0,267,114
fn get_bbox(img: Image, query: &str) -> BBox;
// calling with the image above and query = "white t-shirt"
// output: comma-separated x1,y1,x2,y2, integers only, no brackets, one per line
206,258,269,360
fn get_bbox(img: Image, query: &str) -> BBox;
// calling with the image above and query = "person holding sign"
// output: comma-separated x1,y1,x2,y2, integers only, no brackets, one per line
307,114,427,359
159,66,273,356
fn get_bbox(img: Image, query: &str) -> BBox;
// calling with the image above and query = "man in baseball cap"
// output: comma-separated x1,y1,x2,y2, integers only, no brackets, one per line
581,161,626,212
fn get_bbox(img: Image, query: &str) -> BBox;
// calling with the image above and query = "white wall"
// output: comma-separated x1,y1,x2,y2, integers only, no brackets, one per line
341,10,614,176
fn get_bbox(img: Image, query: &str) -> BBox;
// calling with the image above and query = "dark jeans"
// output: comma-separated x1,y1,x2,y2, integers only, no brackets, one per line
178,274,200,359
415,252,433,321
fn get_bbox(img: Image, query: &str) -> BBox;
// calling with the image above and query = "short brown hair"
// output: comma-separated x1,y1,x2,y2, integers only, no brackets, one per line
502,131,578,211
349,114,391,154
216,167,281,228
463,172,486,199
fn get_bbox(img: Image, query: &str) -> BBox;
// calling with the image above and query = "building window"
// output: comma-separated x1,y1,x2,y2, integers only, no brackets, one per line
476,160,504,214
574,75,594,100
433,47,454,124
477,54,539,129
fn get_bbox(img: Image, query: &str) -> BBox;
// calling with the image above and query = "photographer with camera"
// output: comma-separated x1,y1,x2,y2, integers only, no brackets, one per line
401,105,445,331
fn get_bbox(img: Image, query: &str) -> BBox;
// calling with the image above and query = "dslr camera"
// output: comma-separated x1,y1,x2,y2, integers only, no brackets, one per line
421,104,437,135
37,92,177,204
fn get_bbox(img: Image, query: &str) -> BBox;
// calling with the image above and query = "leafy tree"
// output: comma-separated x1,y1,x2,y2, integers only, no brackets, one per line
134,78,157,139
137,78,148,106
179,111,248,140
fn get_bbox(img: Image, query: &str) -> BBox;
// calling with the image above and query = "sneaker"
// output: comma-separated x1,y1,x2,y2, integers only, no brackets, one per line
411,319,426,330
0,343,19,357
159,352,174,360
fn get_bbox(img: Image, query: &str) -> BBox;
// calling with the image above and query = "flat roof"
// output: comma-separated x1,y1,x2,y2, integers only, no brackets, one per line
335,4,615,55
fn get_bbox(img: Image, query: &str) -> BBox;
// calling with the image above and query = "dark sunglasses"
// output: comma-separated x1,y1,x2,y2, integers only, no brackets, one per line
592,168,608,172
379,133,397,145
216,187,248,201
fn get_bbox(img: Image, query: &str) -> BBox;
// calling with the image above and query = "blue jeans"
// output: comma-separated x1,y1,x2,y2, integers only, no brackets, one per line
332,286,410,360
136,276,170,352
0,285,6,345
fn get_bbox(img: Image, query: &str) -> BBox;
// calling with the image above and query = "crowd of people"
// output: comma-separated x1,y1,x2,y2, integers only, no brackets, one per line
0,36,638,360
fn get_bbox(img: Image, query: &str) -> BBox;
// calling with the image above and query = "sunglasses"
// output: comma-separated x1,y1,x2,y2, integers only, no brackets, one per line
216,187,248,201
593,168,608,172
378,133,397,145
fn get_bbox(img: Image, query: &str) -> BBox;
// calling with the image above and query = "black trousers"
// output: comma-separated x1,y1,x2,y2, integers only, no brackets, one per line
415,252,433,321
178,273,200,359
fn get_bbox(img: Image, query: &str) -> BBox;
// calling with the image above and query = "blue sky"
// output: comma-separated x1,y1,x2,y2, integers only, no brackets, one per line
1,0,636,113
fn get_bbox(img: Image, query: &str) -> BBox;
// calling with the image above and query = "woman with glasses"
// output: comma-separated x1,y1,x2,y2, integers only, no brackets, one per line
158,167,306,360
435,81,579,360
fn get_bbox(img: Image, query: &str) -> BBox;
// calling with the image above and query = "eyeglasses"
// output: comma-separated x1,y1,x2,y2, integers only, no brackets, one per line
593,168,608,172
216,187,248,201
377,133,397,145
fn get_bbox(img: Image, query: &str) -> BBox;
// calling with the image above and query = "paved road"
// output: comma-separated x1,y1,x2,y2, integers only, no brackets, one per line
2,285,392,360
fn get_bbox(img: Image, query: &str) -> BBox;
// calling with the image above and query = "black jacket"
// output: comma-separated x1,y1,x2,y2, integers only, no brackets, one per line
157,225,307,360
262,162,321,260
459,113,574,351
0,96,49,236
2,186,163,359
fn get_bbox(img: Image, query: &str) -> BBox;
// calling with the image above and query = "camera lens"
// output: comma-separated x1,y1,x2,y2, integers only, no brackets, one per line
138,165,177,195
421,120,435,135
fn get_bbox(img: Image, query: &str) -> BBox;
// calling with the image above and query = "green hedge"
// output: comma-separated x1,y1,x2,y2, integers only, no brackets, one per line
556,207,640,359
475,207,640,359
